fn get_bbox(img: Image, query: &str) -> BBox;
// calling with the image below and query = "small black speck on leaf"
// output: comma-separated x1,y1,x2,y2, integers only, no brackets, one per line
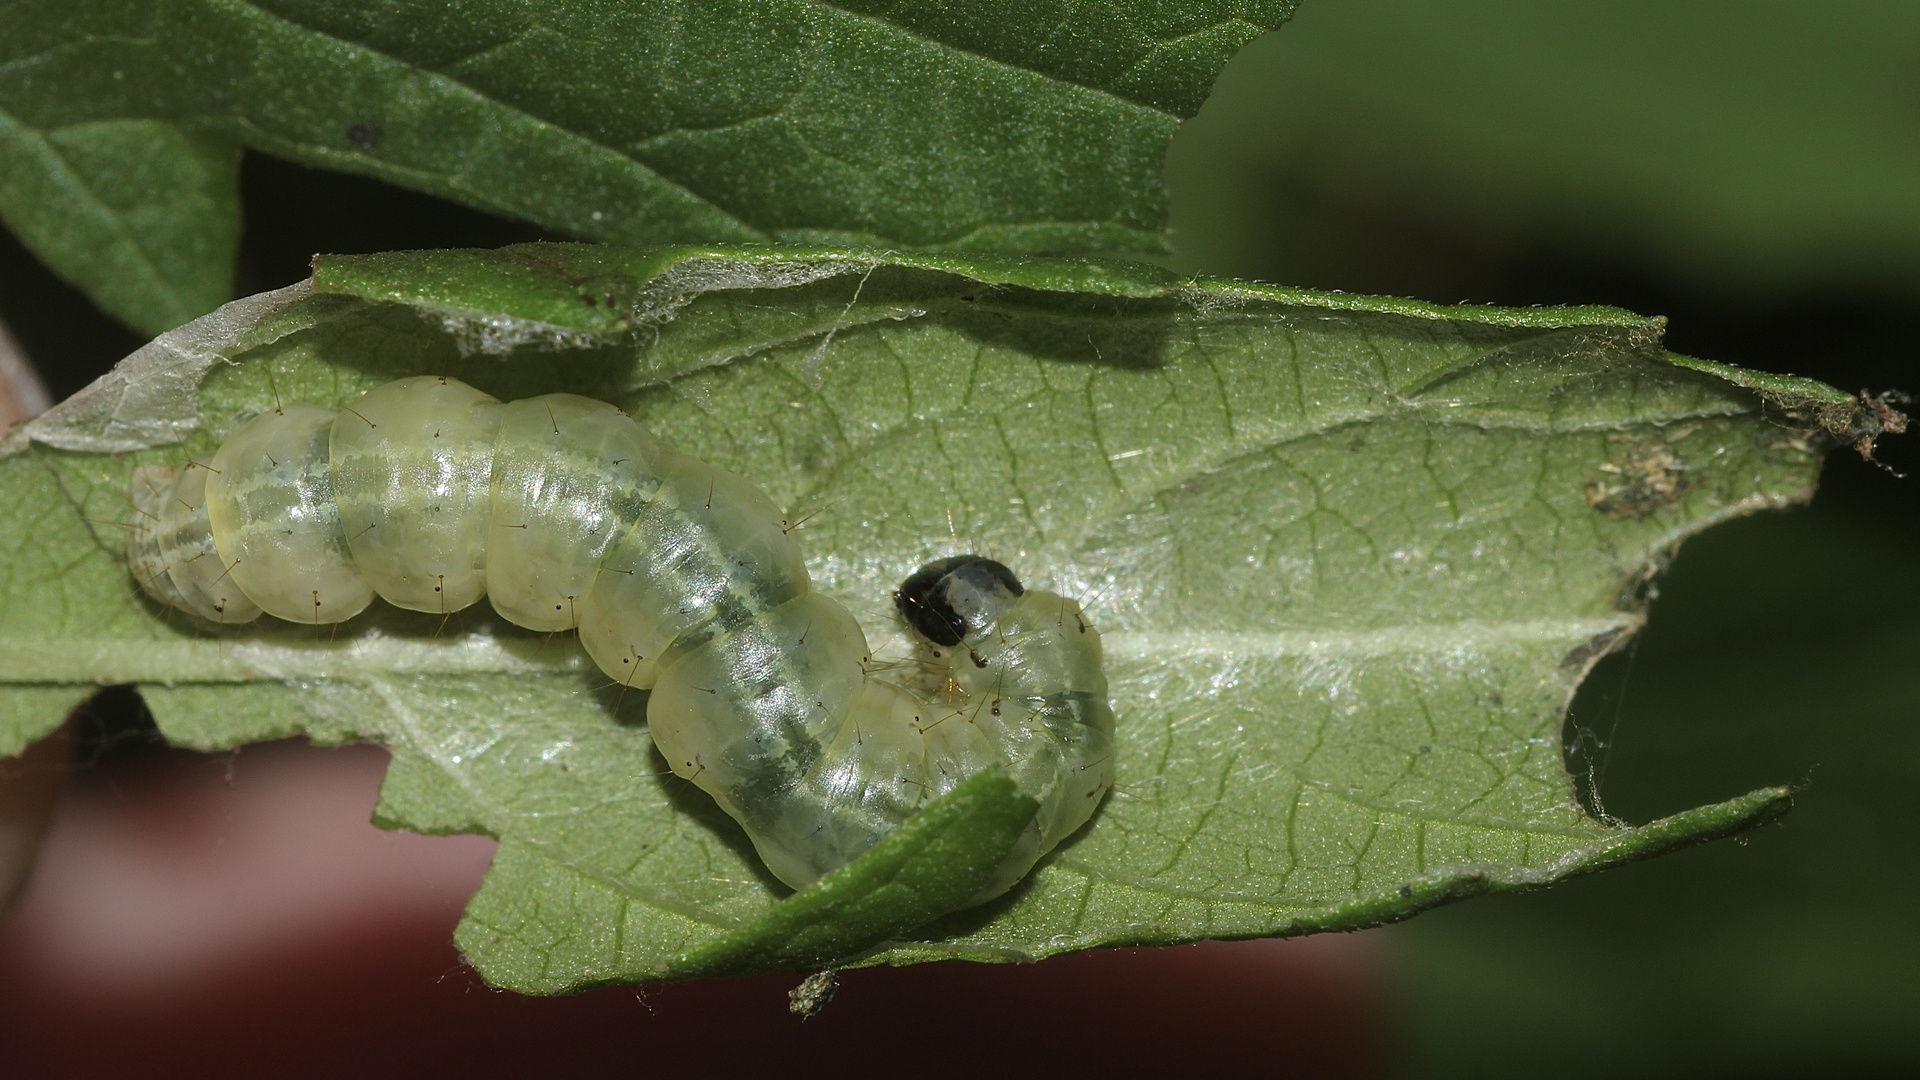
346,122,383,149
1398,884,1413,898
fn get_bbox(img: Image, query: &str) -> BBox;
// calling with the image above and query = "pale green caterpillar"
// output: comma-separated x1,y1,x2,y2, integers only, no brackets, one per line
127,376,1115,901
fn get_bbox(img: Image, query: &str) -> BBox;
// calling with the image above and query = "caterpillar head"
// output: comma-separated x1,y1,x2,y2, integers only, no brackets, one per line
893,555,1025,647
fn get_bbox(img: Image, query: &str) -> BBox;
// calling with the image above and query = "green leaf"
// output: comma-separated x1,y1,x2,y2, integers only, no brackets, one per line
659,767,1037,981
0,244,1888,989
0,0,1295,330
0,114,239,335
0,684,91,758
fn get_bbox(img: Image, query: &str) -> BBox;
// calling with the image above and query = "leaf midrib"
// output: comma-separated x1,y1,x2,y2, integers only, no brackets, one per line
0,618,1628,682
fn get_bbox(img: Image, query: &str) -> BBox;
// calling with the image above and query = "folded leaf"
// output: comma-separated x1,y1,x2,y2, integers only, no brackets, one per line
0,245,1889,987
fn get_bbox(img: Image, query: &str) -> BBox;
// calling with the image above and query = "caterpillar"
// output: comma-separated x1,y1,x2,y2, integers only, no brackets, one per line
127,376,1115,901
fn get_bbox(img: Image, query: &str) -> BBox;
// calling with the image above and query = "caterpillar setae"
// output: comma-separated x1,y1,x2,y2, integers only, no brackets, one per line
127,376,1115,901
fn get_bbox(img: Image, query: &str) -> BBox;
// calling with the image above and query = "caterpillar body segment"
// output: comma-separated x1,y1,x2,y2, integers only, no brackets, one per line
330,376,502,614
486,394,667,632
205,402,373,623
129,375,1116,902
575,450,811,693
129,460,263,625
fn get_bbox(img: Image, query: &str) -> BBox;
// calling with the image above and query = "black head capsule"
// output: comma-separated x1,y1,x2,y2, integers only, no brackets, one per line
893,555,1025,647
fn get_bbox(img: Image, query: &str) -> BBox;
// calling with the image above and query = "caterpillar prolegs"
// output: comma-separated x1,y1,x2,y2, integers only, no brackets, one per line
128,376,1116,901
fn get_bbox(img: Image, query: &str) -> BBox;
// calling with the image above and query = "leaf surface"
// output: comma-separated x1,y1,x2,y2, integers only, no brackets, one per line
0,114,238,335
0,244,1882,989
0,0,1294,332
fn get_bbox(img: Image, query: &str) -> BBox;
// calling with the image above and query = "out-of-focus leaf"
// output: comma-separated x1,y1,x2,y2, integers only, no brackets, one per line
1168,0,1920,298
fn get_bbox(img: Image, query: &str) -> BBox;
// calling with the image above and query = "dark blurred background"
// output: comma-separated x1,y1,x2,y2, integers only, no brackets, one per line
2,1,1915,1076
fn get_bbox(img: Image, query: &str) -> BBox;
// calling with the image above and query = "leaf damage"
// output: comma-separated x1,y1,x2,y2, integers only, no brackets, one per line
0,245,1885,987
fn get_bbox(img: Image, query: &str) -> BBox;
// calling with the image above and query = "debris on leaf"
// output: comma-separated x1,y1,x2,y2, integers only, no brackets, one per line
1852,390,1910,469
1585,439,1693,519
788,971,839,1018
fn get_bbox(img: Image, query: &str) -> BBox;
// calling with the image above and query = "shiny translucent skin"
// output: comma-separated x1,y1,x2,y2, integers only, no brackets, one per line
205,403,374,624
942,591,1117,901
647,591,881,886
488,395,668,632
129,462,263,624
331,376,503,614
130,376,1115,900
575,451,810,692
